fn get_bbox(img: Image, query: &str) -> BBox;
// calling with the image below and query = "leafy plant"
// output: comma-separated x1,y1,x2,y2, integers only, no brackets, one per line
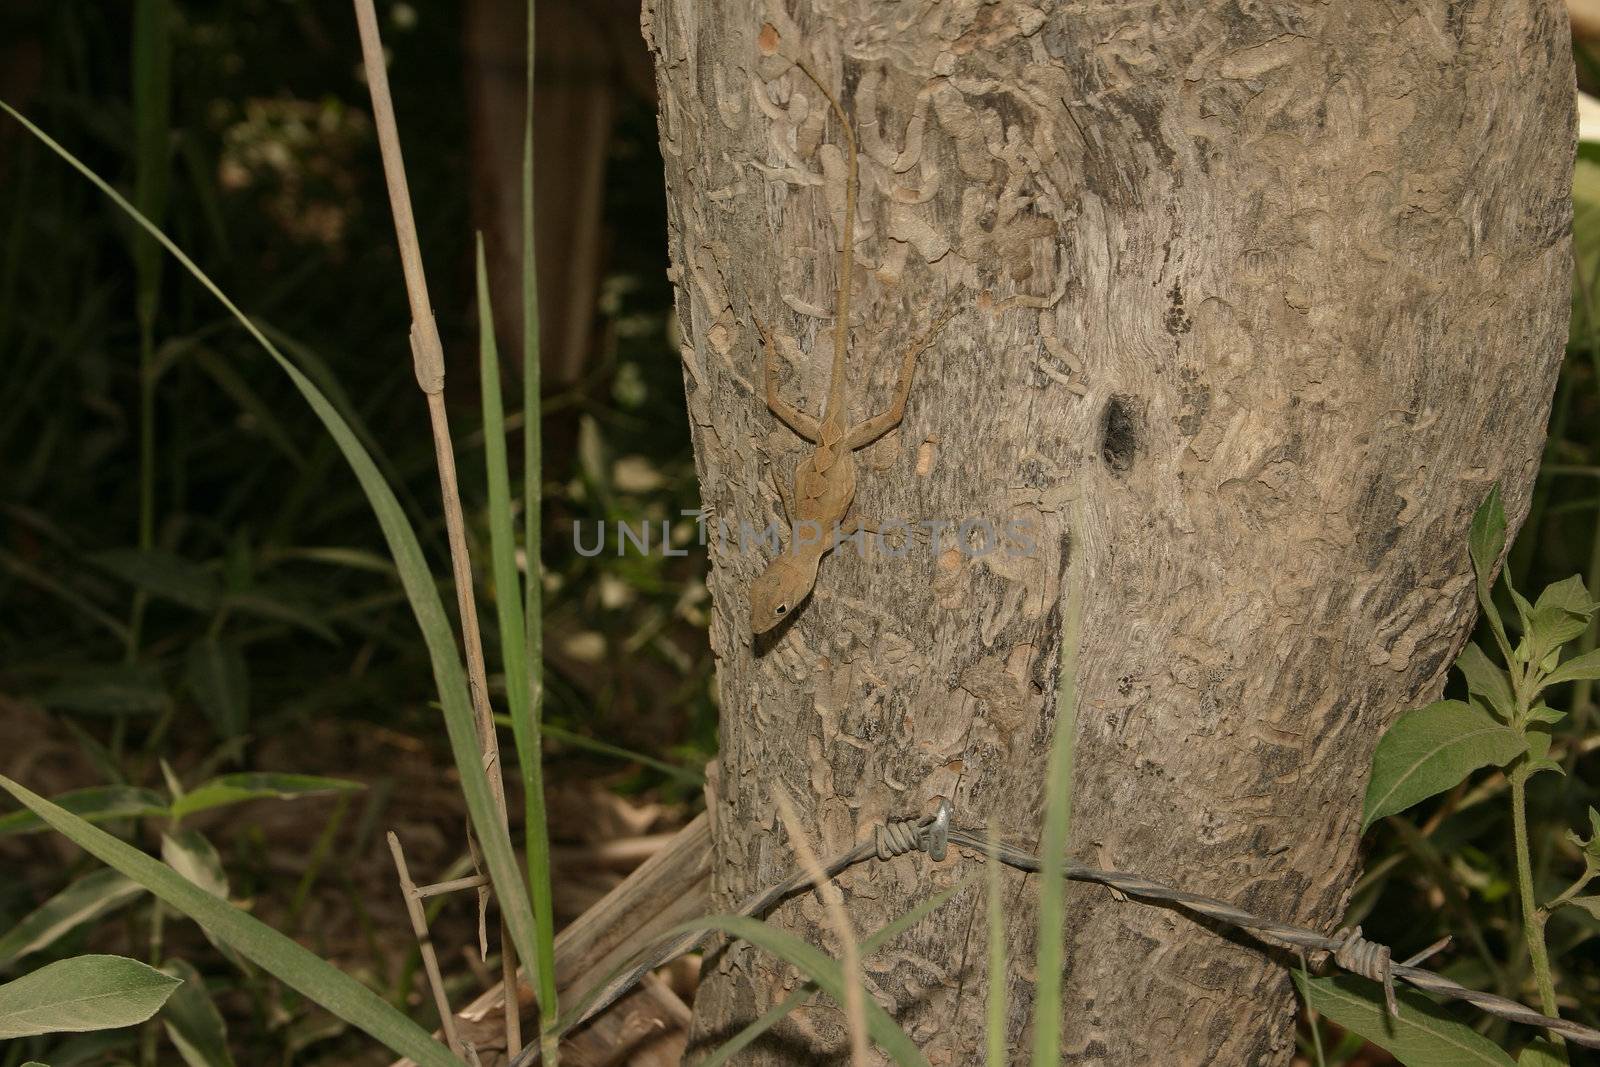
1294,972,1515,1067
1351,487,1600,1061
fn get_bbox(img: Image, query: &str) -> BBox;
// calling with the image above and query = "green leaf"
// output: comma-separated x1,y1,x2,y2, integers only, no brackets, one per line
162,831,251,974
4,97,541,1009
39,664,170,716
0,870,146,966
159,959,237,1067
1533,574,1598,618
1362,701,1526,831
25,1030,135,1065
1510,586,1535,641
1539,647,1600,690
1526,575,1597,663
1516,1038,1568,1067
185,639,249,739
162,831,229,900
169,774,362,820
88,549,218,612
1468,487,1508,648
1510,731,1563,784
1454,643,1513,722
1525,705,1566,726
1293,973,1514,1066
0,955,181,1039
1469,486,1507,582
1562,896,1600,920
0,787,168,837
0,775,460,1066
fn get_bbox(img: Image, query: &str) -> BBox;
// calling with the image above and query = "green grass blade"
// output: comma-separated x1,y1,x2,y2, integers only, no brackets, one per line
131,0,171,313
129,0,173,659
1032,498,1084,1065
0,786,168,837
698,987,813,1067
986,823,1008,1067
647,877,974,1067
0,99,542,988
0,869,146,967
520,0,558,1054
168,773,363,820
0,776,460,1066
493,716,704,786
477,234,558,1025
1296,956,1326,1067
665,916,929,1067
477,236,532,797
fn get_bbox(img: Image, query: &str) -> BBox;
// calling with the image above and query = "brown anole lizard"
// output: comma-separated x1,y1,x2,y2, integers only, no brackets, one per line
749,57,959,634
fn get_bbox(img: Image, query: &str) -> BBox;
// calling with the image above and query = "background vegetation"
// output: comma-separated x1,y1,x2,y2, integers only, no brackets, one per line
0,2,1596,1064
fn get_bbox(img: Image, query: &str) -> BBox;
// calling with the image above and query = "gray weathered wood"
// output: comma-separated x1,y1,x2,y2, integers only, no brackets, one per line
644,1,1573,1061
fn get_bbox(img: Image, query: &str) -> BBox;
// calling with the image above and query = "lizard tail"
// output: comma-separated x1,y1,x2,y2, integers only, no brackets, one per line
794,57,857,428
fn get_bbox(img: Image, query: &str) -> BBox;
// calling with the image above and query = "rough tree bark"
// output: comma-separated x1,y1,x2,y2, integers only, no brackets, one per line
644,1,1573,1062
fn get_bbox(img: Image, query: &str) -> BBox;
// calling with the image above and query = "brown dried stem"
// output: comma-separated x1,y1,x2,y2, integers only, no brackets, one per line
352,0,521,1055
388,832,465,1060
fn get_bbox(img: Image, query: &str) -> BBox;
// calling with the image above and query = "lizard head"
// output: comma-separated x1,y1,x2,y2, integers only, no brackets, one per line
749,550,823,634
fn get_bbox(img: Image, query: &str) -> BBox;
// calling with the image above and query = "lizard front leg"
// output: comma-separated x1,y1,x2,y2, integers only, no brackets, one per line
767,461,798,532
842,514,928,553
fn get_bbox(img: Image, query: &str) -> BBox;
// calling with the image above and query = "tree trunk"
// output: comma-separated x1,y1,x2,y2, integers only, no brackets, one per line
643,1,1573,1062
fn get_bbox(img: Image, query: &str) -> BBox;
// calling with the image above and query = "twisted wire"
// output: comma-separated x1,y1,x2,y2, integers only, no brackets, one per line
875,818,922,860
1330,925,1395,1016
944,828,1600,1050
508,810,1600,1066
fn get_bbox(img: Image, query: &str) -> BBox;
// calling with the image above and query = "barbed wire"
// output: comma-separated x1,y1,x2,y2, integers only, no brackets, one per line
508,801,1600,1065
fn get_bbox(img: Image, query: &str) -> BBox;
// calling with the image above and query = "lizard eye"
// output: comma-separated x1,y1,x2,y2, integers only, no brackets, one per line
775,604,788,615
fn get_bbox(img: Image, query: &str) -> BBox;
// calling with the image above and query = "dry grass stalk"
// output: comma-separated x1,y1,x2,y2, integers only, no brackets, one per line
388,831,465,1059
772,787,868,1067
352,0,522,1054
